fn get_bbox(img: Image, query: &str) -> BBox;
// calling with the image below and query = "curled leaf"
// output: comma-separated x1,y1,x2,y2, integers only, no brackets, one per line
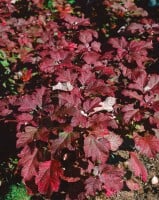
93,97,116,113
52,81,73,91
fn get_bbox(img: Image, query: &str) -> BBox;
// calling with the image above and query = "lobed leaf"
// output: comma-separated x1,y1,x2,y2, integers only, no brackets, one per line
84,135,110,163
128,152,147,182
134,133,159,157
35,160,63,195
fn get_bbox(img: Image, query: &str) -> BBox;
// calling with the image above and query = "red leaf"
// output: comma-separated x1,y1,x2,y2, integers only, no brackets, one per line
152,128,159,138
84,135,110,163
64,14,90,27
91,41,101,52
85,79,115,97
57,4,72,17
94,66,114,76
58,88,82,108
78,67,95,85
51,105,75,123
0,99,12,116
83,52,100,65
55,69,78,84
18,94,36,112
16,113,33,122
126,22,144,33
144,74,159,92
153,101,159,112
35,160,63,195
16,126,37,148
108,37,127,50
122,104,139,124
83,97,101,113
50,50,69,63
109,37,152,66
122,90,143,101
85,176,102,196
90,127,109,138
32,0,44,8
99,164,124,197
149,111,159,128
39,58,55,73
18,87,46,112
36,127,49,142
21,69,32,82
128,70,147,92
126,40,152,67
51,132,79,155
88,113,110,136
126,179,141,191
61,175,80,183
71,111,88,128
128,152,147,182
133,133,159,157
119,63,132,79
80,160,94,176
105,132,123,151
18,146,39,181
79,29,98,44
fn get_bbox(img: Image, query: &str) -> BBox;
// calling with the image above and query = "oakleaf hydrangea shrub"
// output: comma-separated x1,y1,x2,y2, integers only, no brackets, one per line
1,0,159,199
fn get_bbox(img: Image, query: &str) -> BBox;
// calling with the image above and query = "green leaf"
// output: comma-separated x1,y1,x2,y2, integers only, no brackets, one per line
0,50,7,60
2,82,7,88
0,60,9,67
5,183,30,200
67,0,75,4
45,0,53,9
8,78,16,84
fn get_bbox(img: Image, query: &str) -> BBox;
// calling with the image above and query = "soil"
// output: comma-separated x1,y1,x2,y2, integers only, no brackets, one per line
94,154,159,200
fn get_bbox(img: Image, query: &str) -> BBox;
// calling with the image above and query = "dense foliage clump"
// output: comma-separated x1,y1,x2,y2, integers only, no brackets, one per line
1,0,159,199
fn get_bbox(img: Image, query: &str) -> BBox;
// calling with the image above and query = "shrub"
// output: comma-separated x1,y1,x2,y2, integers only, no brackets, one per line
4,183,30,200
0,0,159,199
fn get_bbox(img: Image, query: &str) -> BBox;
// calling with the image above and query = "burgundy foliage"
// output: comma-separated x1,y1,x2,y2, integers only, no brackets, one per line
1,0,159,199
